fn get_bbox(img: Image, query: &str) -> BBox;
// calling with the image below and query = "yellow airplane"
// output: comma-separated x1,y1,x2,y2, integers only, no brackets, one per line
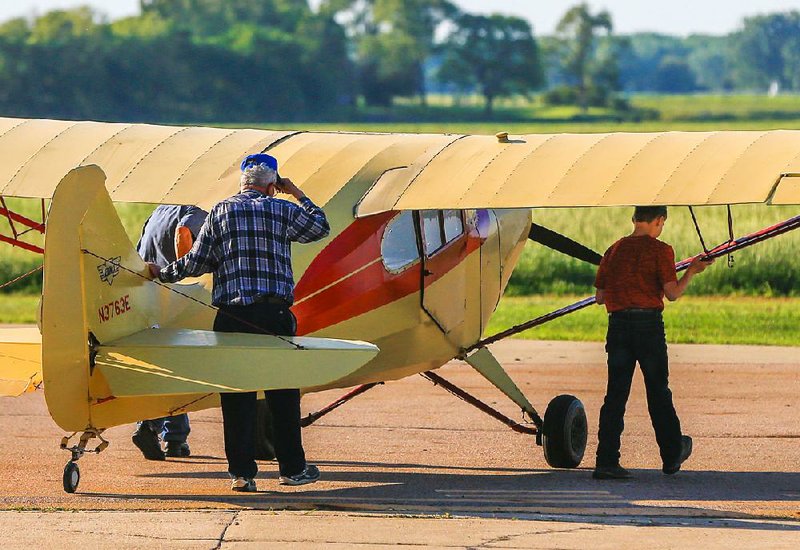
1,117,799,493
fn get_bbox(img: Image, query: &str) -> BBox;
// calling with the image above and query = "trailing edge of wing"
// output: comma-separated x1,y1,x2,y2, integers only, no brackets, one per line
0,327,42,397
94,328,379,397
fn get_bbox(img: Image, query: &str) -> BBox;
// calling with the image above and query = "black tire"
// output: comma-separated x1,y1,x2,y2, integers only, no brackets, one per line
63,461,80,493
542,394,587,469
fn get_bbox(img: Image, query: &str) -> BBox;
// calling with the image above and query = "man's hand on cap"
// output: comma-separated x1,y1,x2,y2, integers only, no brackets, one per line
278,178,306,200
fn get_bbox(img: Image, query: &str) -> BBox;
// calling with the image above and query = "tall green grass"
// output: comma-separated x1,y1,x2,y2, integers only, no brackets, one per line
511,204,800,296
1,198,154,294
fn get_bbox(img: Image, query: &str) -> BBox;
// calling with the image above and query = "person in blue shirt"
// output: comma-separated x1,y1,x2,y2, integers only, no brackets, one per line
132,204,207,460
149,153,329,492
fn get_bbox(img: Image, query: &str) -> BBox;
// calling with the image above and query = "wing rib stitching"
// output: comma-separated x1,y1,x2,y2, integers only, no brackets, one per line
110,126,189,194
597,132,664,203
483,134,557,205
546,134,612,200
158,129,238,202
652,132,717,202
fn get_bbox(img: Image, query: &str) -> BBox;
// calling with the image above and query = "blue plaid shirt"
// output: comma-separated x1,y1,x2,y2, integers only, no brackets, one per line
158,190,329,306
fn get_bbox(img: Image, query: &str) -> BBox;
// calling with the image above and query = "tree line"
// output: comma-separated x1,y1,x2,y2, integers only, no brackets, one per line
0,1,797,123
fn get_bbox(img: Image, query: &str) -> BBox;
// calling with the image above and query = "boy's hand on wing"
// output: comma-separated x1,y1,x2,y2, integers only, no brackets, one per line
688,256,714,275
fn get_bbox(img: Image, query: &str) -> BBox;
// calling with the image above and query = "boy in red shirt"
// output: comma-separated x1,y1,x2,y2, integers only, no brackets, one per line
593,206,713,479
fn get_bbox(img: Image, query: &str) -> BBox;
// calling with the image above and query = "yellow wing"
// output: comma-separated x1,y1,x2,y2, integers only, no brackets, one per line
0,327,42,396
2,117,800,211
356,131,800,214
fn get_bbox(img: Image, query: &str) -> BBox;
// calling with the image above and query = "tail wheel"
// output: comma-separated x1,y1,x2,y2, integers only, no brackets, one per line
542,394,587,468
63,461,80,493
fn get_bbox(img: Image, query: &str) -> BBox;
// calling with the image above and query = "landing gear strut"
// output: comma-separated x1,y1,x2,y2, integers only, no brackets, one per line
60,430,108,493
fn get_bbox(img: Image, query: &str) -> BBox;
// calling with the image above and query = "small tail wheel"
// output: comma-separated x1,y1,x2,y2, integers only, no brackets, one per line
542,394,587,469
63,461,80,493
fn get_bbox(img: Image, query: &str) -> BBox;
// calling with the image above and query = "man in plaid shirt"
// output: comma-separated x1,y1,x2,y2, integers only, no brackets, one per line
150,153,329,492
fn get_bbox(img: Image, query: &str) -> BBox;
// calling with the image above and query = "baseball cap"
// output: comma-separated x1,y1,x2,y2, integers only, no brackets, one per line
241,153,278,172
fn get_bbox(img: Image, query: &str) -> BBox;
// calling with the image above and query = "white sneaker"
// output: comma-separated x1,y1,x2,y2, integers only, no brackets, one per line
231,477,257,492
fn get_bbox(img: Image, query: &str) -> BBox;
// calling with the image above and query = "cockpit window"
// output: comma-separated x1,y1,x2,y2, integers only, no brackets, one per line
443,210,464,243
381,211,419,272
421,210,465,257
421,210,444,255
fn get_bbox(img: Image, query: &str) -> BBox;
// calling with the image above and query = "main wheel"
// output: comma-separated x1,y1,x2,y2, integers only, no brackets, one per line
542,394,587,468
63,461,80,493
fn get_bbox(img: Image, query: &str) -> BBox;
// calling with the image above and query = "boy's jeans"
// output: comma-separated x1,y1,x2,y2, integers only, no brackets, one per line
596,309,682,467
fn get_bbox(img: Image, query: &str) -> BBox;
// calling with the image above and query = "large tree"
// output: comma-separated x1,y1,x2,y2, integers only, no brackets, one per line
731,11,800,91
438,14,544,117
554,3,614,110
321,0,457,106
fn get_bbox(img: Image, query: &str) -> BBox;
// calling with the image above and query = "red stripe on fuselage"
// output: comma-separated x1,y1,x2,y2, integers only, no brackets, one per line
293,212,482,335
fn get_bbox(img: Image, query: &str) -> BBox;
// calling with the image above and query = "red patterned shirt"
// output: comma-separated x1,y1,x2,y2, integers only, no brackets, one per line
595,236,678,312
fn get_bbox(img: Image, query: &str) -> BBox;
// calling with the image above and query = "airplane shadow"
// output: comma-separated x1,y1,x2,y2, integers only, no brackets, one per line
86,460,800,531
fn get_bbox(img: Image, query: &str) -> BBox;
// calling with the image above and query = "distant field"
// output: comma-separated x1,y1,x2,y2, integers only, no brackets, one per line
3,293,798,346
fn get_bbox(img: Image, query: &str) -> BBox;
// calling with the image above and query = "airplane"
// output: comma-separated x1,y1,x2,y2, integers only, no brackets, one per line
1,117,799,494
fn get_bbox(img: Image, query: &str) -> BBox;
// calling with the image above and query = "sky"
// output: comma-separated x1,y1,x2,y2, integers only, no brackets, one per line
3,0,800,36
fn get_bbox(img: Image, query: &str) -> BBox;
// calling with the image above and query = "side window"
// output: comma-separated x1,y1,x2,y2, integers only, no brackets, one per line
381,211,420,272
421,210,444,256
443,210,464,243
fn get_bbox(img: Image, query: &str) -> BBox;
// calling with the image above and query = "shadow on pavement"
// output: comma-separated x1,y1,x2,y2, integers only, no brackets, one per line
84,462,800,530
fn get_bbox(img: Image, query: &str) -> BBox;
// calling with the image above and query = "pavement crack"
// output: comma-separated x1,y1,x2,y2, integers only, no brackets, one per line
469,526,602,549
214,511,239,549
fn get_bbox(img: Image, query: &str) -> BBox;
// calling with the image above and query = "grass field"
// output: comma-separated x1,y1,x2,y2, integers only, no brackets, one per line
487,295,800,346
3,292,798,346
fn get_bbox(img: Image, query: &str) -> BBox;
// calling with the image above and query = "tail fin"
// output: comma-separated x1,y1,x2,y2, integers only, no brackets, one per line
41,166,378,432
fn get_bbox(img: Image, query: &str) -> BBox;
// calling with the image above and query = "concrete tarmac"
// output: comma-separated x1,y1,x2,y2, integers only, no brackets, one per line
1,339,798,547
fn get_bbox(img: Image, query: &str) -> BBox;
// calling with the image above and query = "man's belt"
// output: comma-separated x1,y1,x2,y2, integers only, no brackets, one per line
253,294,290,306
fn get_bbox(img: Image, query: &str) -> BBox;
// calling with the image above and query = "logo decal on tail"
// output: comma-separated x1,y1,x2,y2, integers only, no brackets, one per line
97,257,121,285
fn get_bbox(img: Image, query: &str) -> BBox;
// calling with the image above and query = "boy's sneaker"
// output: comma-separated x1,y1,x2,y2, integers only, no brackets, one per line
231,477,257,492
166,441,191,458
592,464,633,480
279,464,320,486
132,424,165,461
663,435,693,475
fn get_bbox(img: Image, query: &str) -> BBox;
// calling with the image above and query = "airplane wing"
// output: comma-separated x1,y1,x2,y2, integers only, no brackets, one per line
3,117,800,212
356,131,800,215
95,328,379,397
0,326,42,396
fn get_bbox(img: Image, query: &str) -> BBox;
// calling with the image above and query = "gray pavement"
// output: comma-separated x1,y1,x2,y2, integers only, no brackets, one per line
1,339,798,547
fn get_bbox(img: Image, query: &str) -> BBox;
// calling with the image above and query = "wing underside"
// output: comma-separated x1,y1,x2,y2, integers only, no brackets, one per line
1,117,800,212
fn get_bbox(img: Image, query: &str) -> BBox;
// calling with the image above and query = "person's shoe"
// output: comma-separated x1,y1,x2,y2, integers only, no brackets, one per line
165,441,191,458
592,464,633,480
279,464,321,486
132,424,165,461
663,435,693,475
231,477,257,492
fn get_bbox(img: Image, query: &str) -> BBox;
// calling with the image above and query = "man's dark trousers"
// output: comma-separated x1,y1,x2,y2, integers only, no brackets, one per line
213,301,306,479
596,310,682,467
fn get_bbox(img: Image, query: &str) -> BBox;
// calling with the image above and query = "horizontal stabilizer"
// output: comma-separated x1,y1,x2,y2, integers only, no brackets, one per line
0,327,42,396
95,328,379,397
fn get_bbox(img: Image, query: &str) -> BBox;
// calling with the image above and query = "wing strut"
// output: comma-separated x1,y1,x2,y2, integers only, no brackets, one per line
528,223,602,265
468,213,800,351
